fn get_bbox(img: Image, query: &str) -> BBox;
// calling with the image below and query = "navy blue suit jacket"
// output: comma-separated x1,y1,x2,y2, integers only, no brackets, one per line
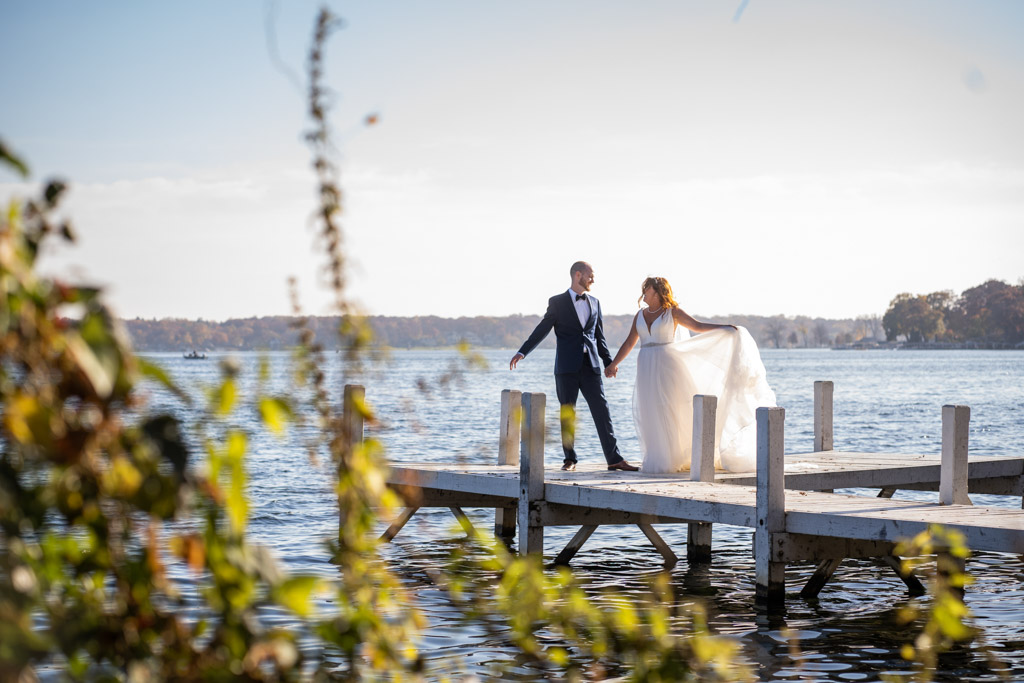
517,292,613,374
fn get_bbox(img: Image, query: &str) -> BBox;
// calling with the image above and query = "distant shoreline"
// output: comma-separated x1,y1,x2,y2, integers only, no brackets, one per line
122,315,1023,354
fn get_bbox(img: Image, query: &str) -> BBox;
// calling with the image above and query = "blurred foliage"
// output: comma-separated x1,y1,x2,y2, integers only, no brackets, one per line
441,525,753,682
0,152,317,679
888,525,1008,682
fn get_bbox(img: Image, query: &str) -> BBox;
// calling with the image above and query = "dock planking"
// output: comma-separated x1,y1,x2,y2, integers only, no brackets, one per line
371,382,1024,609
388,461,1024,553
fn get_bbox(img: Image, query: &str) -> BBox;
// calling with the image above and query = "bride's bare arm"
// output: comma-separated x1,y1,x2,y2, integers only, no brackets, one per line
671,307,737,334
605,312,641,377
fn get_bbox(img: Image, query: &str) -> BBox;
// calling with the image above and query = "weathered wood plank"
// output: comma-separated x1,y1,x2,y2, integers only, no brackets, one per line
880,555,926,596
541,504,684,526
381,506,418,542
814,380,834,452
691,395,717,483
941,405,972,505
495,389,522,538
801,558,842,598
518,392,546,555
544,481,757,528
689,394,717,563
343,384,365,450
448,506,477,537
638,523,679,567
554,525,598,565
769,533,897,562
755,406,787,607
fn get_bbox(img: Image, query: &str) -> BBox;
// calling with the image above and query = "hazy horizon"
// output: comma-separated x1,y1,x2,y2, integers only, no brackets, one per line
3,1,1022,321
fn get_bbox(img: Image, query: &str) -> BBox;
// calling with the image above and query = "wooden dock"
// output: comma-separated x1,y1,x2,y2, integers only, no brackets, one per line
370,383,1024,609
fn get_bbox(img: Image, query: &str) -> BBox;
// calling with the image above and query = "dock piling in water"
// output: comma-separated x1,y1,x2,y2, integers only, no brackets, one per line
755,406,786,607
518,392,546,554
687,394,717,563
495,389,522,538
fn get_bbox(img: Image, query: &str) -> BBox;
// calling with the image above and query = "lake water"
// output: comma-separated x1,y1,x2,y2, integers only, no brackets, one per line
144,348,1024,681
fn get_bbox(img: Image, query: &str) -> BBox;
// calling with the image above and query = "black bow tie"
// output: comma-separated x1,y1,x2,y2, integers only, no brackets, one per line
575,293,586,301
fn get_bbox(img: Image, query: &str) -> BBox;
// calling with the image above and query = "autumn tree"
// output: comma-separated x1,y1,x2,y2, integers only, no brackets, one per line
882,293,945,342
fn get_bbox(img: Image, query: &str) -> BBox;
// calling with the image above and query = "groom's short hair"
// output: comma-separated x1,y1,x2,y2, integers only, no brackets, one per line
569,261,590,277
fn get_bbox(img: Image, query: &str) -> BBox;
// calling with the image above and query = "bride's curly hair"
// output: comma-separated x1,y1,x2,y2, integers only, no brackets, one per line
639,276,679,310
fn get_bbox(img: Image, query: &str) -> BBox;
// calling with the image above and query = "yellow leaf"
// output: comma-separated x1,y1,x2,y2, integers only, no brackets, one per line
4,394,41,443
273,576,321,618
107,456,143,496
216,378,237,416
259,397,292,436
933,594,973,640
225,431,248,534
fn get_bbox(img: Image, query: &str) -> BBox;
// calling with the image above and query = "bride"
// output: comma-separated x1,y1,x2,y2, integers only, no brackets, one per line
605,277,776,473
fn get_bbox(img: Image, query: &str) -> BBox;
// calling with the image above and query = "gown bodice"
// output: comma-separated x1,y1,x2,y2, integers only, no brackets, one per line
637,310,687,346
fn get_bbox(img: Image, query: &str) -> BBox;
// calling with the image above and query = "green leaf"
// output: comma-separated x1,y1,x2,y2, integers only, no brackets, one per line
259,396,293,435
273,576,321,618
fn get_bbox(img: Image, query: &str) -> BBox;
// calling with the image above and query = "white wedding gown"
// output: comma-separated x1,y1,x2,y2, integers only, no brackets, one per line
633,311,776,473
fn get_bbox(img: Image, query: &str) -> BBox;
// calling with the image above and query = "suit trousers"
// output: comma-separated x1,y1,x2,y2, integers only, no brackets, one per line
554,366,623,466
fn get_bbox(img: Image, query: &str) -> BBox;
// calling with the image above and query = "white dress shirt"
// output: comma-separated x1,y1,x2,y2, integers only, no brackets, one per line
569,289,591,328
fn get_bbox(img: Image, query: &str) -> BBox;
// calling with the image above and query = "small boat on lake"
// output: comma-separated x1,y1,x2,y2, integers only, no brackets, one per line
183,350,207,360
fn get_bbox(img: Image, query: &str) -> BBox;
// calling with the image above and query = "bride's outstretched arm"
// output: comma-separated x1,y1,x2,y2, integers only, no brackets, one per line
605,312,641,378
671,307,738,334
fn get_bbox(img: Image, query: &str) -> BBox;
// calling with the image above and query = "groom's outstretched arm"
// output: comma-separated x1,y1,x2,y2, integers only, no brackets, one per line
515,297,557,360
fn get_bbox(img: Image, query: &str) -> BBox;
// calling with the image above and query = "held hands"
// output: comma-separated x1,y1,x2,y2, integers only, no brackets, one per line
605,363,618,379
509,353,524,370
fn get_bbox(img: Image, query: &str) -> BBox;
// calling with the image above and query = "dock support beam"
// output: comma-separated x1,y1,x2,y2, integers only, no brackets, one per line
755,406,787,608
495,390,522,538
941,405,971,506
688,394,717,563
518,392,546,555
814,381,833,452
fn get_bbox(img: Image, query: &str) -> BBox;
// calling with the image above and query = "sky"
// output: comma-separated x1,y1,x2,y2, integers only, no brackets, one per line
1,1,1022,321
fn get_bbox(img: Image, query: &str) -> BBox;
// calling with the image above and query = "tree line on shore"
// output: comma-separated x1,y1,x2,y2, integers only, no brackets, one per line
882,278,1024,346
124,312,885,352
124,276,1024,353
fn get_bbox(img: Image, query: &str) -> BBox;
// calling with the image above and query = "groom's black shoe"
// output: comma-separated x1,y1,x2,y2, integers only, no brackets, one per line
561,462,576,471
607,460,639,472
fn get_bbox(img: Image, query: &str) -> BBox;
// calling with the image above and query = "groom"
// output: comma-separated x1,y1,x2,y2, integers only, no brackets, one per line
510,261,639,472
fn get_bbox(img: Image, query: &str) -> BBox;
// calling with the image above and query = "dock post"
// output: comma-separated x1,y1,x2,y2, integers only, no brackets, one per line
341,385,366,546
755,406,786,608
495,390,522,538
813,381,833,452
688,394,717,563
940,405,971,506
343,384,365,449
518,392,546,555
